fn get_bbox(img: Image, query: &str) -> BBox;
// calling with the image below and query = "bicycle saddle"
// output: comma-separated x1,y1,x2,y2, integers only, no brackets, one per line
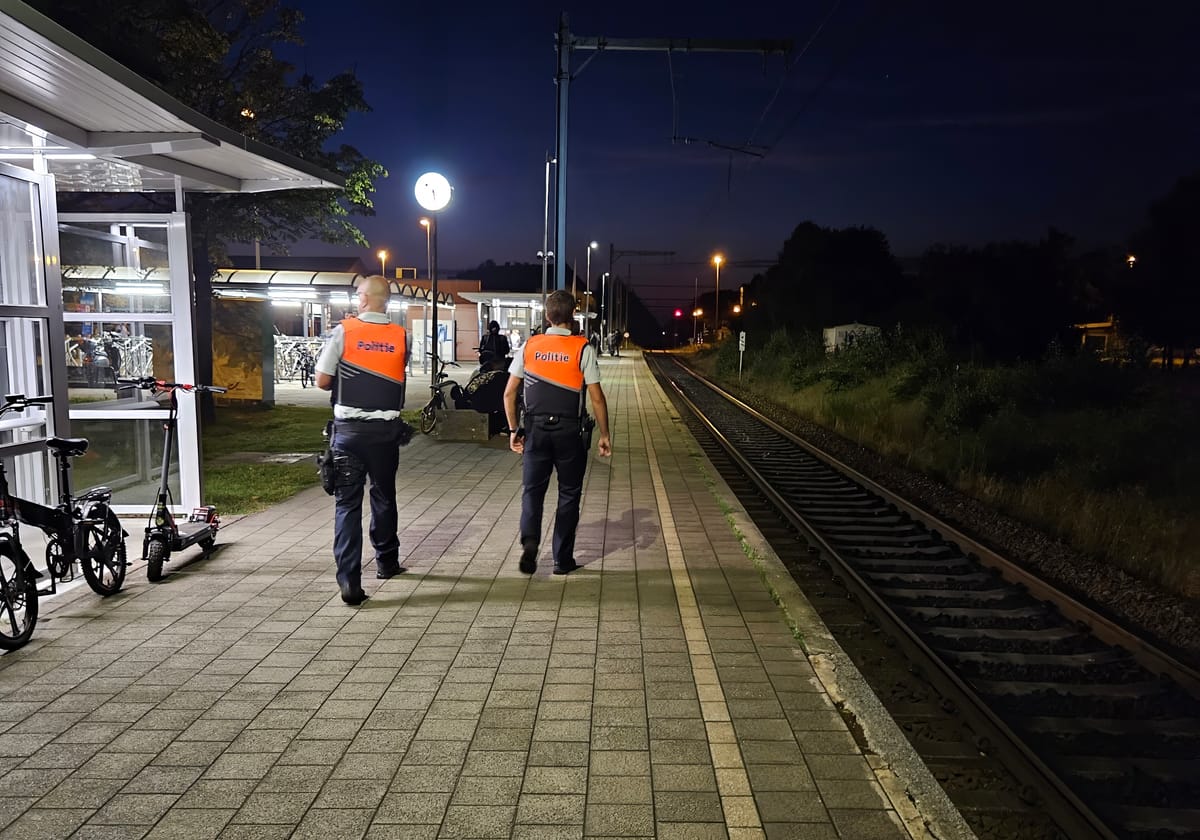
46,437,89,457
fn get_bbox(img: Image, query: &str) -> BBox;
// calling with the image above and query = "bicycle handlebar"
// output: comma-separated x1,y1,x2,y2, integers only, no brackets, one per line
425,352,459,367
0,394,53,415
117,377,229,394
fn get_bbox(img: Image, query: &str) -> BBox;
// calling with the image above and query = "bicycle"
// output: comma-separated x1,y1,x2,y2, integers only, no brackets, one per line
0,394,128,650
419,353,462,434
297,347,316,389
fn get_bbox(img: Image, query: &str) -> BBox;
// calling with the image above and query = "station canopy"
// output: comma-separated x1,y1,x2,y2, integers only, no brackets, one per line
0,0,343,193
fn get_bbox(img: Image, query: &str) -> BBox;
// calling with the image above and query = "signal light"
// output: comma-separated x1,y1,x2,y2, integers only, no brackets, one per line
674,309,683,318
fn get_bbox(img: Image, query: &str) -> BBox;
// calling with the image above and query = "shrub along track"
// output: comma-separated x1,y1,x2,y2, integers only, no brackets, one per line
647,353,1200,840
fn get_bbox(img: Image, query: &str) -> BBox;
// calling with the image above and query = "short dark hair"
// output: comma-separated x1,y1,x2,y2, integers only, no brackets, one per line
545,290,576,326
488,320,500,332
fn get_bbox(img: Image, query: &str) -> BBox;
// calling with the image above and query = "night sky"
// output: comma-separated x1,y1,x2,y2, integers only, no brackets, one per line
275,0,1200,315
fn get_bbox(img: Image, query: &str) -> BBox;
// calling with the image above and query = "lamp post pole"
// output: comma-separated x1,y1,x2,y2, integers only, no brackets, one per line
378,250,388,278
600,272,608,343
713,254,724,337
420,219,432,282
541,155,554,317
415,172,452,390
584,241,597,337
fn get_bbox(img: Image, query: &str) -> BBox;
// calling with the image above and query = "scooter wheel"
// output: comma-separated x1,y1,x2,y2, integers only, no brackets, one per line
146,538,168,583
199,537,216,552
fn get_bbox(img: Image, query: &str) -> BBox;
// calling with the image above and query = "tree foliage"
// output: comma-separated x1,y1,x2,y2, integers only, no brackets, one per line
31,0,386,266
1121,173,1200,356
748,222,906,333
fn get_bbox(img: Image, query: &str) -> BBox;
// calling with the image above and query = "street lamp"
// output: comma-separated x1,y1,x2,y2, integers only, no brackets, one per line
378,249,388,278
600,272,610,344
712,254,724,335
692,308,703,345
419,219,431,282
415,172,452,388
584,241,598,337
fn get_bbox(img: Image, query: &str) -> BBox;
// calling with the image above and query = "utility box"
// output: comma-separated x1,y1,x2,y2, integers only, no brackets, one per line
432,409,490,442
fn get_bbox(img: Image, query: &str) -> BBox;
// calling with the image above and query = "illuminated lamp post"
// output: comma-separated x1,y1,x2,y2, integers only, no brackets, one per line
415,172,453,389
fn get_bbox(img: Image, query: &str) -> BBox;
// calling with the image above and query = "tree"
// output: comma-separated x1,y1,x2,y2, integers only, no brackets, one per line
748,222,905,334
1122,173,1200,368
912,228,1090,362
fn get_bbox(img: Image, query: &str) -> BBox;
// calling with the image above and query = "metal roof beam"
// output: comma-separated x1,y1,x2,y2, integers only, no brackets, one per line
0,90,87,147
122,153,240,192
86,131,220,157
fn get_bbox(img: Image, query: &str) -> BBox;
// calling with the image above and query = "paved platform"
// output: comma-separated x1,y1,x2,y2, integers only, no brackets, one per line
0,352,973,839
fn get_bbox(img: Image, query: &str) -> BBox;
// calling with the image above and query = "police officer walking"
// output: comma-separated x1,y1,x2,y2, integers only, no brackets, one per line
503,289,611,575
316,276,410,605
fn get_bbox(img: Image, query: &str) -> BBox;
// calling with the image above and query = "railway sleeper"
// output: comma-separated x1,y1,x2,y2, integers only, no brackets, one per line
903,604,1059,629
850,554,976,572
923,625,1096,654
876,587,1023,606
1096,804,1200,840
803,512,910,526
978,679,1182,718
860,571,1000,588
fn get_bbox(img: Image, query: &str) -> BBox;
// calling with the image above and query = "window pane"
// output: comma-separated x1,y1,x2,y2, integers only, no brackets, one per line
65,321,174,397
59,221,172,314
0,318,50,401
70,418,178,507
0,175,46,306
1,450,53,507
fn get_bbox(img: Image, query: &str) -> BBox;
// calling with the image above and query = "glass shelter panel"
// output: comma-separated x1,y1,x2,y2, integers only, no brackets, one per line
70,416,179,508
0,175,46,307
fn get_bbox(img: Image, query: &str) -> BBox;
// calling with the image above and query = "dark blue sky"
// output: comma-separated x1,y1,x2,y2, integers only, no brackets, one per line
278,0,1200,313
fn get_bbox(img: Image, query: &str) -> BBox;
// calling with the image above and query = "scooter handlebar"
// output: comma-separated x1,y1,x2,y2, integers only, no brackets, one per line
116,378,228,394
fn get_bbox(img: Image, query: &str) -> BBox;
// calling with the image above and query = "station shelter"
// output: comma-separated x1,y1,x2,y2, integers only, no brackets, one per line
0,0,342,513
458,290,599,353
210,270,455,395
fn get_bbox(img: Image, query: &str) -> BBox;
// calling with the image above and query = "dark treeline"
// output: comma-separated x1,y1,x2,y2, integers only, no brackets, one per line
734,173,1200,365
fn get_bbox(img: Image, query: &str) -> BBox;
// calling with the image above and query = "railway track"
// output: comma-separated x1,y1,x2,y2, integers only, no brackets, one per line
647,354,1200,840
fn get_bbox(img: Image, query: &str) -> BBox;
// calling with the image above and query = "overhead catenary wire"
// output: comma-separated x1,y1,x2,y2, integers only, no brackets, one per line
745,0,846,148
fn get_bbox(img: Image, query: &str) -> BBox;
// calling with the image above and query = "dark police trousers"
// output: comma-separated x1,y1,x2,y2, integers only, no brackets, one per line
520,414,587,566
332,418,403,590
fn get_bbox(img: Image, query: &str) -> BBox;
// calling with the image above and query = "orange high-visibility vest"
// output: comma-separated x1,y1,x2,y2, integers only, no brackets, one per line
522,333,588,416
337,318,407,411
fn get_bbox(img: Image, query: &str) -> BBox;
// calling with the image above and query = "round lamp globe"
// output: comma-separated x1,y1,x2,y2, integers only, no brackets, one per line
414,172,452,211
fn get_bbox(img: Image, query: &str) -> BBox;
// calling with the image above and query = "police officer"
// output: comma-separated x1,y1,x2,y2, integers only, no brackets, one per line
503,289,611,575
316,276,410,605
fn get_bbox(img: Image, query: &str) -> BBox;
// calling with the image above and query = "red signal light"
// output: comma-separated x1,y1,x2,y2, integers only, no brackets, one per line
674,309,683,318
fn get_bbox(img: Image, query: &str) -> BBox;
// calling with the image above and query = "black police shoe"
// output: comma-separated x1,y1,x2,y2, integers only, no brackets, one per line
519,540,538,574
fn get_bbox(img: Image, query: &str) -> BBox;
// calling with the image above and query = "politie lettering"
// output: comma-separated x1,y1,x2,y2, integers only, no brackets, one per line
356,339,396,353
534,351,571,363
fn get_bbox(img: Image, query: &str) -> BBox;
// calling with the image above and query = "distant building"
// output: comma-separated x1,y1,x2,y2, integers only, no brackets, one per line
823,323,881,352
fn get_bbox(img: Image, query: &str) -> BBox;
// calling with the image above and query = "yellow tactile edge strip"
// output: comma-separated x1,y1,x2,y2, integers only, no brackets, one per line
634,375,766,838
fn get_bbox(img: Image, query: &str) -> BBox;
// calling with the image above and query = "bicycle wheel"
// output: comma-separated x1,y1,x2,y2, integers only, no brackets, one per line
78,506,127,596
0,541,37,650
419,400,438,434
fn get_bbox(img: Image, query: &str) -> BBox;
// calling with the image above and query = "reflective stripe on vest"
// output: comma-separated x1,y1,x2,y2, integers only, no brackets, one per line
523,333,587,416
337,318,407,411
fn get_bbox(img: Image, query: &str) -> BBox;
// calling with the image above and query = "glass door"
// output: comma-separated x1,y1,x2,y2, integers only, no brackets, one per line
0,162,65,507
